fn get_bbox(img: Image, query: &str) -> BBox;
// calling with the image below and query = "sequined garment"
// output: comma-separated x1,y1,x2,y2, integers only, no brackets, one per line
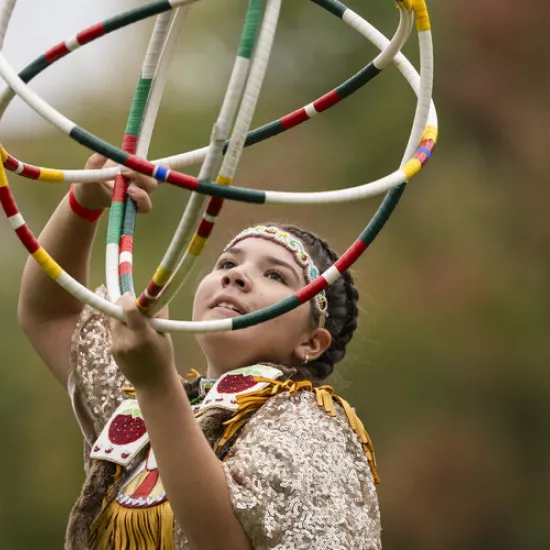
68,287,382,549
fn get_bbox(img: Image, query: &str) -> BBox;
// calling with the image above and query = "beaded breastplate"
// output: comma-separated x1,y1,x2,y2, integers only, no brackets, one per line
90,365,284,510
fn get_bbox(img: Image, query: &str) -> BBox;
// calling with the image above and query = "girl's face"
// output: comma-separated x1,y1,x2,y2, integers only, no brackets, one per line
192,237,328,376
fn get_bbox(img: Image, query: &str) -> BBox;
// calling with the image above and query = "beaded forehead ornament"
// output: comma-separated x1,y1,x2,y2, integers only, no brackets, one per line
0,0,437,333
224,225,329,318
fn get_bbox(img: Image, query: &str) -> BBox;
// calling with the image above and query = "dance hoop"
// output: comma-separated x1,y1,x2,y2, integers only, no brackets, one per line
0,0,437,333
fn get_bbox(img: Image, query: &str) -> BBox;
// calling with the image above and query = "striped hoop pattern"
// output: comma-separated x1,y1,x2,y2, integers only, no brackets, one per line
0,0,438,333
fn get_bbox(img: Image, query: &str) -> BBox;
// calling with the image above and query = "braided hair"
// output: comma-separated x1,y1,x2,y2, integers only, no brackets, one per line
268,223,360,383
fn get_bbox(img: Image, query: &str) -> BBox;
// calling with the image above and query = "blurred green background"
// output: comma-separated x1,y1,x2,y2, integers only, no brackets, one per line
1,0,549,548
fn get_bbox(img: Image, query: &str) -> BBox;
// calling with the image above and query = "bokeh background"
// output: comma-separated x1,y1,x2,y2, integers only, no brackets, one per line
1,0,549,548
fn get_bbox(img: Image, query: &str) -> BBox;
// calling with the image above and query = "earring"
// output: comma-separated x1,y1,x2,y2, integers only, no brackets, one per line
302,353,310,365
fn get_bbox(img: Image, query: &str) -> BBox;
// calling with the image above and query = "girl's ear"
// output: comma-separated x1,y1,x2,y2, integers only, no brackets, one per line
296,328,332,363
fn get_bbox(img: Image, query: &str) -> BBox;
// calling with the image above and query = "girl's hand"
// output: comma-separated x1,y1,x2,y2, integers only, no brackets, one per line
72,153,158,212
111,293,176,392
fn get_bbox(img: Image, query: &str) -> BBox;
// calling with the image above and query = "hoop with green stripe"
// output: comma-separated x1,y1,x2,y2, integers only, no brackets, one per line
140,0,282,314
0,0,438,333
106,11,176,302
136,0,266,312
0,1,419,210
0,0,428,206
145,0,415,314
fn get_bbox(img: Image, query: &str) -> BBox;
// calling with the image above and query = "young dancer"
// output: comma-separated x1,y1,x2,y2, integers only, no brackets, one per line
18,154,381,549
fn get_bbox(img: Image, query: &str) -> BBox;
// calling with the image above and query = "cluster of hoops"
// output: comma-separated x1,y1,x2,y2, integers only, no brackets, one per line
0,0,437,333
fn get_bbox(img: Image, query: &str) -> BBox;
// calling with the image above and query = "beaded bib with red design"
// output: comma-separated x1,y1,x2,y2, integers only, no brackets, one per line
90,400,149,466
196,364,283,416
91,364,284,466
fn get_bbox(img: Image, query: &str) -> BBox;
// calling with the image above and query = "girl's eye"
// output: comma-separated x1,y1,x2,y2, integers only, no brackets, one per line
266,271,287,284
218,259,236,270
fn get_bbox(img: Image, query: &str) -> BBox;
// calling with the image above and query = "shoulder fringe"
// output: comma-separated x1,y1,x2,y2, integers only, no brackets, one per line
216,377,380,484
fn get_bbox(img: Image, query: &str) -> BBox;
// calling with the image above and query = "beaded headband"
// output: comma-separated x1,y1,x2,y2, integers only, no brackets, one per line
224,225,328,319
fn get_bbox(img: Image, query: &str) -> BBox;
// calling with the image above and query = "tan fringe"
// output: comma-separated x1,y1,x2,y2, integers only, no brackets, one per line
217,376,380,484
90,499,174,550
330,393,380,484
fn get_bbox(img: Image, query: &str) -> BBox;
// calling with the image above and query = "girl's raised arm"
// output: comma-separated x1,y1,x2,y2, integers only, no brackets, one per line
17,153,156,388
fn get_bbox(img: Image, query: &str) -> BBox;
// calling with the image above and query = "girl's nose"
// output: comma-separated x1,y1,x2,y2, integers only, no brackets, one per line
222,268,251,291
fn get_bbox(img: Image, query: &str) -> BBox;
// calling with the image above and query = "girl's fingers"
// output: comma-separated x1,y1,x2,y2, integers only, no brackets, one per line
136,173,158,194
118,293,148,332
104,158,119,170
83,153,107,170
127,186,153,213
103,180,115,193
121,168,158,194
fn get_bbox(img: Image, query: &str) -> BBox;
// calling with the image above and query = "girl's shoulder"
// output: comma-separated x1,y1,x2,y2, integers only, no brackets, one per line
220,377,382,550
220,372,379,484
249,389,352,434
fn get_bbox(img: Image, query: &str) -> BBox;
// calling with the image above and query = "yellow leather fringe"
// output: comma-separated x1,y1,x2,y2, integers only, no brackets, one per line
90,498,174,550
217,377,380,484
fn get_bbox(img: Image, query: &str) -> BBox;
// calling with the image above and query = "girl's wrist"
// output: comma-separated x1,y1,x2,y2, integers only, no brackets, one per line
134,368,182,400
69,183,107,219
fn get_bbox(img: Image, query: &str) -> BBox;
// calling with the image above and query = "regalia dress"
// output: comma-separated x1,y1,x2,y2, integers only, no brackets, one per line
65,288,382,550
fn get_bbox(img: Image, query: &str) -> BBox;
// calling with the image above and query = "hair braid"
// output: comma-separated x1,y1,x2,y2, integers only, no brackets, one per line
275,224,360,383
